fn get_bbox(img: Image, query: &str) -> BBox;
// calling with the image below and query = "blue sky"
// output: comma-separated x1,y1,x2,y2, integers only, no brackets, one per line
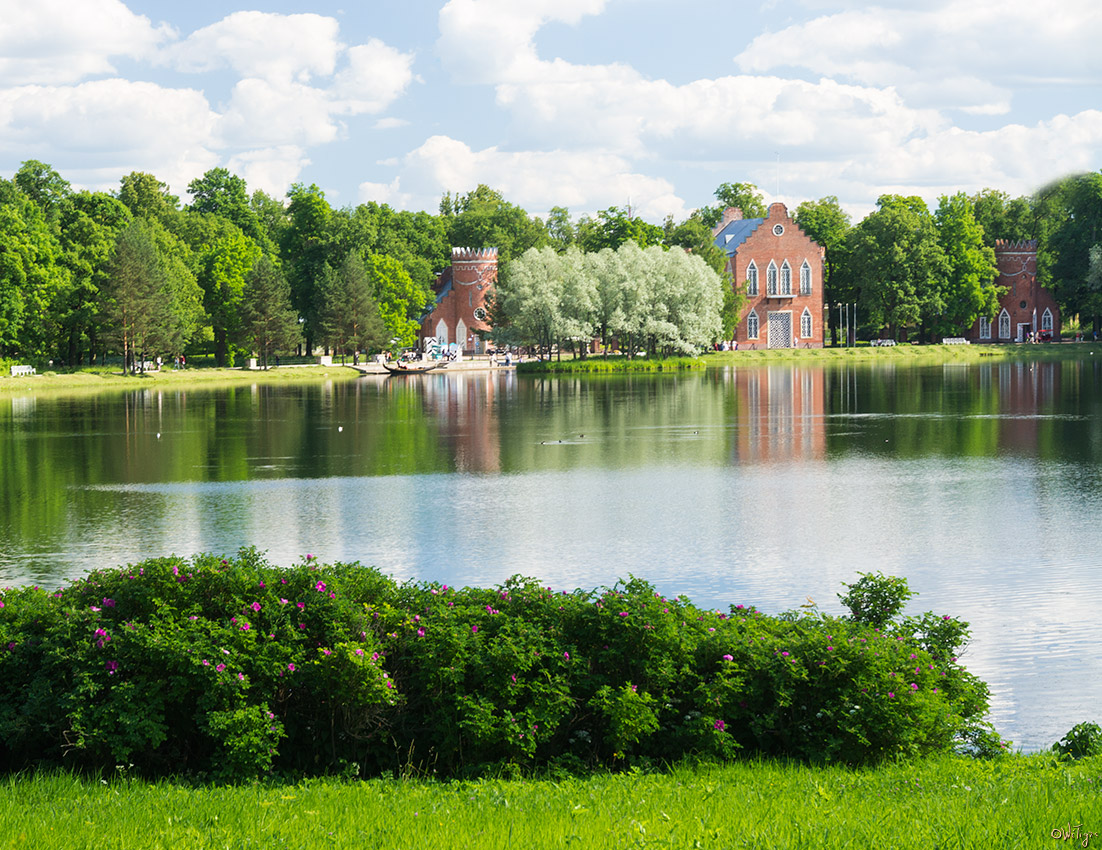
2,0,1100,223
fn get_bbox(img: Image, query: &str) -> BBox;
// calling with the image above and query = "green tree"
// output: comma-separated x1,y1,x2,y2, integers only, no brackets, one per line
117,172,180,227
181,214,263,366
100,220,170,371
970,189,1034,247
795,196,851,344
545,206,575,252
699,182,768,228
0,182,68,358
188,168,266,246
241,255,301,369
14,160,71,222
934,193,1001,336
841,195,946,340
1038,172,1102,330
444,185,548,262
56,191,133,364
318,252,386,360
577,207,663,252
281,184,332,354
250,190,289,250
364,253,429,347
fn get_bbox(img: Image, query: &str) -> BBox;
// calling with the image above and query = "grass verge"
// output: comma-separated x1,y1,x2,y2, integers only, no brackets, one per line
2,754,1098,849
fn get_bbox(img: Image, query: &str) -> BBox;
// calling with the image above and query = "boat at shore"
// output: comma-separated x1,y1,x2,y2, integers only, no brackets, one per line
381,361,446,375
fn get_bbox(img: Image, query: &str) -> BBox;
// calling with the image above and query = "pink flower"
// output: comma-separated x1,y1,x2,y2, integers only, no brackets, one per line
102,598,115,607
237,673,245,681
105,660,118,674
251,602,261,612
216,664,226,672
722,654,734,661
563,652,570,661
619,612,629,617
279,598,289,605
910,683,918,690
297,602,305,609
315,581,326,592
287,663,295,672
714,719,725,731
417,628,425,638
471,625,479,633
887,691,895,698
240,622,250,631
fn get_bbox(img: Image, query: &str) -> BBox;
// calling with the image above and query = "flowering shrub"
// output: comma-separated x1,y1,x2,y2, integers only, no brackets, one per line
0,553,995,780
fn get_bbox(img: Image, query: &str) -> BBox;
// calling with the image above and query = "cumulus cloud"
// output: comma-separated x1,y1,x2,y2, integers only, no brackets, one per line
735,0,1102,113
332,39,416,115
226,146,311,198
374,135,685,220
0,0,173,86
161,11,341,83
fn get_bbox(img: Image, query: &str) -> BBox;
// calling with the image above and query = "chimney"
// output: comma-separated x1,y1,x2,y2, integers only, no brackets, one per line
712,206,743,236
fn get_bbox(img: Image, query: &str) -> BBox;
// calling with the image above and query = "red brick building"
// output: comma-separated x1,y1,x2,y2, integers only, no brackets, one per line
967,240,1059,343
713,203,825,349
420,247,497,354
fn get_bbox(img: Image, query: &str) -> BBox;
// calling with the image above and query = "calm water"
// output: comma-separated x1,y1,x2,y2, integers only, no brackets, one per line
4,360,1102,750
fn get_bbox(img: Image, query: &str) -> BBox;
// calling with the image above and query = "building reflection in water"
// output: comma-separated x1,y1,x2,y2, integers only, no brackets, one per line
727,366,826,463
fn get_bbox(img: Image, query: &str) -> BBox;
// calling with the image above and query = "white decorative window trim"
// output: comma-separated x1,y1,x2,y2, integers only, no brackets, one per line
747,261,758,296
801,307,812,339
979,316,991,340
800,260,812,296
747,310,760,339
1041,308,1054,331
998,310,1011,340
780,261,792,296
772,224,784,236
766,261,778,296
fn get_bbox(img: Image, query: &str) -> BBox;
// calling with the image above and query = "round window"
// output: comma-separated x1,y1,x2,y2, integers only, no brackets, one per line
772,224,784,236
1019,300,1027,309
473,307,487,321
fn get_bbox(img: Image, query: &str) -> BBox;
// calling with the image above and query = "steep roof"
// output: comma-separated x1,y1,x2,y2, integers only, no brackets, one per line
713,217,765,257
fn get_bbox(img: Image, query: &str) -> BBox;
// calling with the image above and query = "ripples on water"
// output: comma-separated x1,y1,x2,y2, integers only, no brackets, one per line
4,359,1102,750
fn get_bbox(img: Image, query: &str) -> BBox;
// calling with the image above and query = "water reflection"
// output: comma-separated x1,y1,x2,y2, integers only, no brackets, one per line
4,359,1102,749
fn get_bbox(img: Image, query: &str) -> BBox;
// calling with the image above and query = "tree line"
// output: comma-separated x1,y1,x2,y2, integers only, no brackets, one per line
2,161,1101,365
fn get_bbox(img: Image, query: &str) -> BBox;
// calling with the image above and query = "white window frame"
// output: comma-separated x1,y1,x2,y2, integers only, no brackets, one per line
780,261,792,296
1041,308,1054,331
801,308,812,339
800,261,812,296
979,316,991,340
746,261,758,296
998,310,1011,340
766,261,778,296
747,310,760,339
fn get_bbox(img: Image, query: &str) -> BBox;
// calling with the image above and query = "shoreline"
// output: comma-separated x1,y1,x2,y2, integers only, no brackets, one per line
2,342,1095,395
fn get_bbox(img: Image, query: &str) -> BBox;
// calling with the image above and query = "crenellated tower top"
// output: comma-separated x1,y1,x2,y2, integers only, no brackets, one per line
994,239,1038,252
451,247,499,261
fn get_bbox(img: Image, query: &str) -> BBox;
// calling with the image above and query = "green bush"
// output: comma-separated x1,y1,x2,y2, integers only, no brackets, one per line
1053,722,1102,761
0,553,994,780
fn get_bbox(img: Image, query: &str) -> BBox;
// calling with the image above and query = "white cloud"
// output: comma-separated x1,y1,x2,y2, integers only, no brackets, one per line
436,0,608,84
735,1,1102,113
216,79,339,149
380,135,686,220
0,0,172,86
0,79,219,193
225,146,311,198
162,11,341,83
332,39,415,115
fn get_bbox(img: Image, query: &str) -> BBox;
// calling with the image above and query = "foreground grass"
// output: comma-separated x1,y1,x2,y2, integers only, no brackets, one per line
0,364,362,396
3,755,1100,849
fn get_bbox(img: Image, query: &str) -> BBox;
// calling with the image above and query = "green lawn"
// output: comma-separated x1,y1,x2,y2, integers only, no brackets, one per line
3,754,1099,849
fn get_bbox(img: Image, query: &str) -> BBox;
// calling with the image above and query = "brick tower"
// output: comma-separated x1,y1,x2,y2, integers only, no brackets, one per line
420,247,498,353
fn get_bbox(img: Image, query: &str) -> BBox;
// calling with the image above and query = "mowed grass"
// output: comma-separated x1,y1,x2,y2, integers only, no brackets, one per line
3,754,1100,849
0,364,362,396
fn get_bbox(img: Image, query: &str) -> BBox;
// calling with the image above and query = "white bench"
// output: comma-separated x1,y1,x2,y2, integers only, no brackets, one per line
870,339,896,347
941,338,970,345
9,365,36,377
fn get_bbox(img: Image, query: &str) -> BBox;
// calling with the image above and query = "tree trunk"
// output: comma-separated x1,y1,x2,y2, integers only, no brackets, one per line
215,328,228,368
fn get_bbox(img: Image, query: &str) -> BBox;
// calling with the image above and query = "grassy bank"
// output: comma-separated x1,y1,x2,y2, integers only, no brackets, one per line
519,341,1101,373
2,754,1099,848
0,363,362,396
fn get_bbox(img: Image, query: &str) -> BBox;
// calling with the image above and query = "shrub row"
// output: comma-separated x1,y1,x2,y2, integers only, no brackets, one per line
0,552,997,780
517,355,707,374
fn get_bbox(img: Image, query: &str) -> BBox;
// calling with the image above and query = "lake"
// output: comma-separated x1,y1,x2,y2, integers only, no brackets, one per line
3,358,1102,751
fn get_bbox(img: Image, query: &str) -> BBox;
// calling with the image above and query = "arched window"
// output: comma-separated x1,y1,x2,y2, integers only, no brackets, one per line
801,308,812,339
435,319,449,345
766,261,778,296
746,261,758,296
800,261,812,295
979,316,991,340
747,310,759,339
1041,308,1054,331
780,261,792,296
456,319,468,349
998,310,1011,340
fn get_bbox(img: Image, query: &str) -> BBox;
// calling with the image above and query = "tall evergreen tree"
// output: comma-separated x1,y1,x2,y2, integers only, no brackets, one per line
241,255,300,369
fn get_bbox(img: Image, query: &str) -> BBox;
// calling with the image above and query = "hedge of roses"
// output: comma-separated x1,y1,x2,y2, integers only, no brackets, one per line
0,551,996,780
